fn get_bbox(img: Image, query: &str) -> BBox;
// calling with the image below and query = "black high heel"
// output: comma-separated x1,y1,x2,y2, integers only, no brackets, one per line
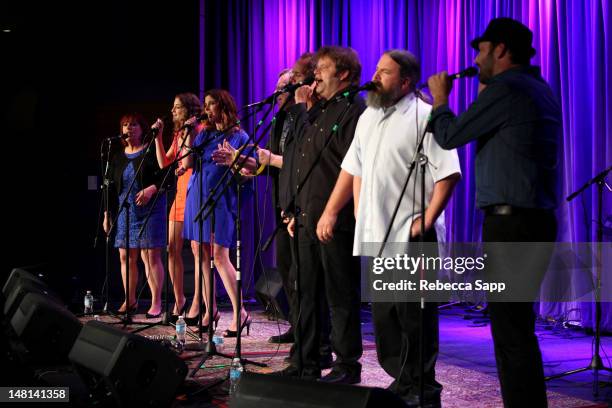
116,302,138,315
223,313,251,338
194,311,220,333
169,301,188,324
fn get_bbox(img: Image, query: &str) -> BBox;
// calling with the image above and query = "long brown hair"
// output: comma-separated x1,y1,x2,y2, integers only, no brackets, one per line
173,92,202,133
204,89,239,132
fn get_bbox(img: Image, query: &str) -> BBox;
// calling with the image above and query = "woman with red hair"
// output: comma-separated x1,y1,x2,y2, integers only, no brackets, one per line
103,113,166,318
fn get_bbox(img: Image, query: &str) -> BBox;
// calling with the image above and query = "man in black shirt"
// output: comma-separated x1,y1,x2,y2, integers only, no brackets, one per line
281,46,366,384
428,18,561,407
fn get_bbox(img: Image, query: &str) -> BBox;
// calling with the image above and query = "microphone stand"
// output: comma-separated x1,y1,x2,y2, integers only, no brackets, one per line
377,97,430,407
545,165,612,398
189,104,275,379
88,138,123,321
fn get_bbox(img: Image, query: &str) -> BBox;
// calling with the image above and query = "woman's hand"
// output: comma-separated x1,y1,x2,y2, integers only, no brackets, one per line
135,185,156,206
211,139,237,166
153,118,164,138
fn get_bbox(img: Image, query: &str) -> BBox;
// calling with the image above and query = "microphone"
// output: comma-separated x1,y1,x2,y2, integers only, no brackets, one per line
280,76,315,94
106,133,129,141
449,66,478,80
180,113,208,131
243,77,317,110
418,67,478,89
332,81,378,102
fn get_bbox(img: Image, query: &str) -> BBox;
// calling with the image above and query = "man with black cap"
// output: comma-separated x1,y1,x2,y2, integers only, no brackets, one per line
427,17,561,407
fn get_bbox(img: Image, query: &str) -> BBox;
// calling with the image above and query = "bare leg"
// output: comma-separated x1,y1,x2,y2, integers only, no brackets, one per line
188,241,217,324
142,248,164,315
168,221,186,314
119,248,139,311
213,244,246,331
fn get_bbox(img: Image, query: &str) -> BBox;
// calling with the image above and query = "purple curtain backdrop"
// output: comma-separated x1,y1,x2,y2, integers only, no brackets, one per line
199,0,611,329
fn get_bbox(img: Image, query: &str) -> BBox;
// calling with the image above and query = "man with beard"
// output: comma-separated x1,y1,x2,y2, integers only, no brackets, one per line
319,50,460,407
428,18,560,407
280,46,365,384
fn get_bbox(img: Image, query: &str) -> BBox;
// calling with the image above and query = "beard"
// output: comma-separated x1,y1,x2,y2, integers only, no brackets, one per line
366,86,403,109
477,52,495,83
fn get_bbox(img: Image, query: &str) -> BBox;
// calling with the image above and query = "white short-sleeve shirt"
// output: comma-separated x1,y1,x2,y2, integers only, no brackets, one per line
342,92,461,256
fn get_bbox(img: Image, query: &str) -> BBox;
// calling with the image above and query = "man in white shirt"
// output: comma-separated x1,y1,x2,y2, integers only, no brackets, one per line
317,50,461,407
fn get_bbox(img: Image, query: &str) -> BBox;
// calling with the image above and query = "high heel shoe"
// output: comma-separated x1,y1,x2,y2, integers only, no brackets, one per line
169,301,188,324
116,302,138,315
145,309,162,319
223,313,251,338
194,311,221,333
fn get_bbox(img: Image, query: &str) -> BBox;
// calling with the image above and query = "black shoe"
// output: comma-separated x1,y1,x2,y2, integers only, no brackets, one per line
268,329,294,343
318,369,361,384
169,301,188,323
402,394,441,408
145,310,162,319
272,365,320,380
223,313,251,338
319,355,334,370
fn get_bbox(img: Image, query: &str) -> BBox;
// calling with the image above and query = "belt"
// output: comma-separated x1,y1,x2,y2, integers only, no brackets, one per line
483,204,552,216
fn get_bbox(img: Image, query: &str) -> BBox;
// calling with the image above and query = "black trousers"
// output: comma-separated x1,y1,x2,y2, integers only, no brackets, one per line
275,218,295,326
293,226,362,374
482,210,557,408
371,228,442,400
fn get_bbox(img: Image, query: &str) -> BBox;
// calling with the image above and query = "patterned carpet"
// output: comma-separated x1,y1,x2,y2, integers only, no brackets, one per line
82,308,607,408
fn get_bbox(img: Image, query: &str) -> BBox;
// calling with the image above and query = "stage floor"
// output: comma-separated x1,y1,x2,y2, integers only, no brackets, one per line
83,304,611,407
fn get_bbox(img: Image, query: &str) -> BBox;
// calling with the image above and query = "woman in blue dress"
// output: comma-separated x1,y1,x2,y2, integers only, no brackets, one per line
103,113,166,318
183,89,253,337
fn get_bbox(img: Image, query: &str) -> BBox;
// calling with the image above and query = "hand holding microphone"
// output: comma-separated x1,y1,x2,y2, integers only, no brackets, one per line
152,118,164,137
427,67,478,108
180,113,208,131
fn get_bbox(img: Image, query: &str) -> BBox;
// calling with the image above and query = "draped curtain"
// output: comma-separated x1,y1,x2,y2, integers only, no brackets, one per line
200,0,611,328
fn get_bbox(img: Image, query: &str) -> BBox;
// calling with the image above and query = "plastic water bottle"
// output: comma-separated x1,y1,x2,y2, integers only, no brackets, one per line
229,357,243,396
84,291,94,314
212,335,224,353
175,316,186,347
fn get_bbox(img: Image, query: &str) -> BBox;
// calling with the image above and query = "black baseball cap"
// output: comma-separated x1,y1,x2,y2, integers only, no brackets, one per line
471,18,536,59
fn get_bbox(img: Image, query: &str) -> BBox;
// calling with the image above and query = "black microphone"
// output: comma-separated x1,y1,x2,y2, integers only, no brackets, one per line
449,66,478,80
180,113,208,131
243,78,316,110
106,133,129,141
332,81,378,102
418,67,478,89
280,76,316,94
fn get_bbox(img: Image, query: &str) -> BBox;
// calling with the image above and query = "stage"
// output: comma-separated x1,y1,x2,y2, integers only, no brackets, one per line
80,304,611,407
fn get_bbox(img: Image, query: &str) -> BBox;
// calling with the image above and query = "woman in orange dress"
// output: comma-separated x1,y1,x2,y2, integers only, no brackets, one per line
153,93,201,321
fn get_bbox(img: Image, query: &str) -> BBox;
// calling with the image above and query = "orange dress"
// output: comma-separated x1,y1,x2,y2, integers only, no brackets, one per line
169,133,193,222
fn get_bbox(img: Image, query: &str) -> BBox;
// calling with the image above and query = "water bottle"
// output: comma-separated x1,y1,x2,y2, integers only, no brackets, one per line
228,357,243,396
212,335,224,353
84,291,94,314
175,316,186,347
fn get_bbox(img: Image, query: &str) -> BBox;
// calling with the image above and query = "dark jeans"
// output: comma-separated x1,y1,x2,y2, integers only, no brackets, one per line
293,226,362,374
483,210,557,408
372,228,441,401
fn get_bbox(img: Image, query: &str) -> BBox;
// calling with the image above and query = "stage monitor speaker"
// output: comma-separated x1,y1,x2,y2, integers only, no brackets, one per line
2,268,46,296
10,292,82,365
68,320,188,407
255,267,289,321
231,372,406,408
3,277,63,321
